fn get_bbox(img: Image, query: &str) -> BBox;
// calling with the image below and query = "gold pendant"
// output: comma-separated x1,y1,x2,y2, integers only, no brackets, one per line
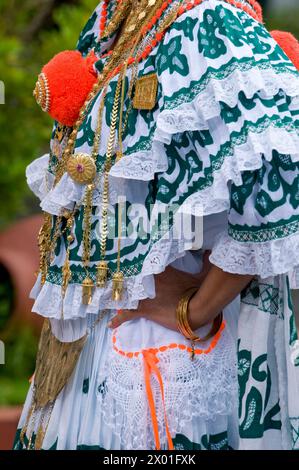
82,277,94,305
96,261,109,288
116,150,123,162
190,342,195,361
67,153,97,185
35,424,45,451
62,255,71,296
133,73,158,110
101,0,133,39
112,271,124,301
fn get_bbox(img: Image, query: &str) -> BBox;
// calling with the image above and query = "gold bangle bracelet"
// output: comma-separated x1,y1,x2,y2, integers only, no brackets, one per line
176,287,223,343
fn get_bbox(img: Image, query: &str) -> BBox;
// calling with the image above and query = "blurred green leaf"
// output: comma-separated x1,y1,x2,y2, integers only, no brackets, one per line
0,324,38,405
0,0,97,228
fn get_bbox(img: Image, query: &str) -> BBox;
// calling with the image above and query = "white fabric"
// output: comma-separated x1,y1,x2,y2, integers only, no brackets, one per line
210,230,299,279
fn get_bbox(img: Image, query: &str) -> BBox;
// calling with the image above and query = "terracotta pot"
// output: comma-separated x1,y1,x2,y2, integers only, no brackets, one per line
0,406,22,450
0,215,44,333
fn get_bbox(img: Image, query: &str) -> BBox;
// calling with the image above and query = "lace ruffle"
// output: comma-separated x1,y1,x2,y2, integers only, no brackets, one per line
110,83,299,184
30,226,191,323
40,172,118,215
210,230,299,279
109,0,299,182
26,154,54,201
27,156,121,215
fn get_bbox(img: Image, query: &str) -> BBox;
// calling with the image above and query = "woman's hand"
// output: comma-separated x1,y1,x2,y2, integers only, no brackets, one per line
108,251,212,331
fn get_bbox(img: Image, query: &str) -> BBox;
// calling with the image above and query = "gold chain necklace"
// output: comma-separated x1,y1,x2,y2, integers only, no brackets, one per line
55,0,170,187
96,75,123,294
78,1,167,304
101,0,134,40
42,0,183,306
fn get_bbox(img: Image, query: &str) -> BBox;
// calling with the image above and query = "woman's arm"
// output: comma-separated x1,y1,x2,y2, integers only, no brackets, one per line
109,259,253,331
188,265,253,330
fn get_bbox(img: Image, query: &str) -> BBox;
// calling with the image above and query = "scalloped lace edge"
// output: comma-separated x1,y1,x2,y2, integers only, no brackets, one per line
210,230,299,279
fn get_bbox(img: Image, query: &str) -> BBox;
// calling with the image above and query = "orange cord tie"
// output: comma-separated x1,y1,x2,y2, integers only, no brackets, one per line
142,350,174,451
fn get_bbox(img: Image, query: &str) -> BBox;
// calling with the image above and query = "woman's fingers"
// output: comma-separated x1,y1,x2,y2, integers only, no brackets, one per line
108,309,140,329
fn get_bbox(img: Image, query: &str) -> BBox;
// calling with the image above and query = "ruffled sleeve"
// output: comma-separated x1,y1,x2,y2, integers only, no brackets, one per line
150,0,299,279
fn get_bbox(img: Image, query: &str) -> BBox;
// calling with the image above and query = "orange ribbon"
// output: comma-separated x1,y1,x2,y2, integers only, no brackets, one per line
142,350,174,451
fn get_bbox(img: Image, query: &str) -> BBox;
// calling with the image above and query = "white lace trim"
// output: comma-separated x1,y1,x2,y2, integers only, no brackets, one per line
30,225,192,322
109,123,299,183
26,155,121,216
109,69,299,182
99,323,238,450
210,230,299,279
163,69,299,117
26,154,54,201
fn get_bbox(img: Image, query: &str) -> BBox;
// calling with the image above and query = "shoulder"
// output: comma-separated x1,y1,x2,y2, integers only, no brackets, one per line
76,2,104,55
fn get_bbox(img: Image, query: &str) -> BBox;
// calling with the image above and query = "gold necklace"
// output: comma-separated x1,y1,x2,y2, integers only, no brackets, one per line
101,0,134,40
45,0,182,305
79,2,165,302
82,0,180,303
56,0,167,188
81,90,108,305
96,75,122,292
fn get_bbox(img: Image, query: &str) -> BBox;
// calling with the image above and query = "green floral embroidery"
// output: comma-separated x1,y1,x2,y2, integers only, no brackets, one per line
83,378,89,394
13,429,58,450
246,24,272,55
76,114,95,149
77,10,98,54
172,16,197,41
287,277,298,346
229,217,299,243
241,280,280,317
173,432,231,450
238,346,282,438
290,418,299,450
238,345,252,419
77,444,106,450
156,36,189,76
229,148,299,237
198,9,227,59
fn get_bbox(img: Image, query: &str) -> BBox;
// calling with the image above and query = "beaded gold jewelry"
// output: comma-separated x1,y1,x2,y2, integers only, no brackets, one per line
38,213,53,286
66,153,97,185
33,72,51,112
35,0,193,307
62,212,75,304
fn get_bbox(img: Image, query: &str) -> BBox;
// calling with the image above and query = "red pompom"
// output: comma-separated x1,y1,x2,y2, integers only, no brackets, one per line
41,50,98,127
271,30,299,71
